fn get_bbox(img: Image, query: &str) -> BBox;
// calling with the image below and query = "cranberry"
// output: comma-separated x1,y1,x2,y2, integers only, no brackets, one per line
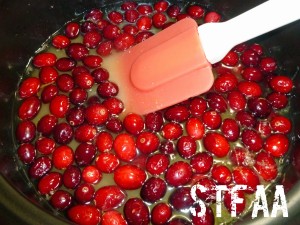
264,133,289,157
102,97,124,115
202,110,222,130
94,185,126,211
97,81,119,98
254,151,278,181
203,132,230,158
241,49,260,66
56,57,76,71
159,140,175,154
69,88,88,105
135,31,154,43
66,107,85,126
74,124,97,143
221,118,240,142
83,31,102,48
270,115,291,134
32,52,57,68
242,67,263,82
106,117,124,133
123,113,144,135
74,183,95,204
235,110,257,128
136,131,160,154
186,117,205,140
63,165,81,189
214,73,238,93
204,11,221,23
250,43,264,55
169,186,194,210
85,9,103,22
74,72,95,89
151,203,172,225
161,122,183,140
123,198,150,225
255,120,272,137
232,166,260,193
187,5,204,19
224,189,246,216
114,33,135,51
38,171,62,195
248,97,272,118
190,152,213,174
260,57,277,73
140,177,167,203
176,13,190,21
37,114,58,136
206,93,227,112
41,84,58,103
241,129,263,152
56,74,74,92
16,120,36,143
102,210,127,225
66,43,89,60
95,153,120,173
18,77,40,99
221,51,239,66
176,136,197,159
17,143,36,164
189,97,207,116
238,81,262,98
52,145,74,169
52,122,73,145
81,21,98,33
85,103,109,126
113,133,136,161
195,177,216,203
230,147,254,167
125,10,140,23
191,205,215,225
108,11,124,24
95,131,113,153
227,90,247,111
154,0,169,12
269,75,293,93
211,164,232,185
68,205,101,225
52,35,70,49
50,190,72,210
96,40,113,56
28,156,52,179
75,142,97,166
39,66,59,84
146,153,169,175
103,24,121,39
123,24,139,35
18,96,41,120
49,94,70,118
65,22,80,39
165,161,192,187
164,105,190,122
121,1,138,11
35,137,55,155
167,4,180,18
137,16,152,30
152,12,167,28
82,165,102,184
114,164,146,190
137,4,153,15
83,55,103,68
92,67,109,83
267,92,288,109
145,111,163,132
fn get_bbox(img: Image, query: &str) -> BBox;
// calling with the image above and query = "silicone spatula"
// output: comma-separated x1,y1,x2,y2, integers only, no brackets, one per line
103,0,300,115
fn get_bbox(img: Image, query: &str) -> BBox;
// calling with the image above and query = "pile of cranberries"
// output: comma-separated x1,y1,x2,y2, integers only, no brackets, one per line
15,1,293,225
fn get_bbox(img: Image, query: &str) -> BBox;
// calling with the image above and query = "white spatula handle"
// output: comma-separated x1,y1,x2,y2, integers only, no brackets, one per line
198,0,300,64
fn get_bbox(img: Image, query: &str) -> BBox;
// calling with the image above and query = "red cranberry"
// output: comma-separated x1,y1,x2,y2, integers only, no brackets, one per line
81,21,98,33
52,145,74,169
137,16,152,30
270,115,291,134
164,105,190,122
161,122,183,140
38,171,62,195
69,88,88,105
37,114,58,136
52,35,71,49
49,94,70,118
108,11,124,24
269,75,293,93
18,77,40,99
123,198,150,225
97,81,119,98
95,153,120,173
145,111,163,132
102,97,124,115
56,74,74,92
242,67,263,82
113,133,136,162
121,1,138,10
238,81,262,98
140,177,167,203
94,185,126,211
92,67,109,83
194,177,216,203
83,31,102,48
82,165,102,184
123,24,139,35
255,120,272,137
260,57,277,73
16,120,36,143
103,24,121,39
97,40,113,56
106,117,124,133
75,142,96,166
204,11,221,23
224,189,246,216
221,51,239,66
55,57,76,71
146,153,169,175
221,118,240,142
68,205,101,225
136,131,160,155
82,55,103,68
186,117,205,140
152,12,167,28
67,43,89,60
214,73,238,93
135,31,154,43
35,137,55,155
241,49,260,66
114,164,146,190
18,96,41,120
74,124,97,143
227,90,247,111
85,9,103,23
154,0,169,12
254,151,278,181
74,72,95,89
50,190,72,210
190,152,213,174
28,156,52,179
203,132,230,158
211,164,232,185
102,210,127,225
74,183,95,204
123,113,144,135
176,13,190,21
66,107,85,126
41,84,58,103
250,43,264,55
177,136,197,159
114,33,135,51
167,4,180,18
248,97,272,118
267,92,288,109
187,5,204,19
165,161,192,187
151,203,172,225
32,52,57,68
159,140,175,154
230,147,255,167
241,129,263,152
85,103,109,126
52,122,73,145
264,133,289,157
63,165,81,189
125,9,139,23
233,166,260,193
137,4,153,15
202,110,222,130
39,66,58,84
189,97,207,116
235,110,257,128
65,22,80,39
206,92,227,112
17,143,36,164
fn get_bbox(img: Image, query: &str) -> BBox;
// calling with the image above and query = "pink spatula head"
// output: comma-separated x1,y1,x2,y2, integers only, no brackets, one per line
103,18,213,115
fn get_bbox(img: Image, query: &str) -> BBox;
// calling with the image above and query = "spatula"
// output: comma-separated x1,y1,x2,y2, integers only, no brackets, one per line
103,0,300,115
